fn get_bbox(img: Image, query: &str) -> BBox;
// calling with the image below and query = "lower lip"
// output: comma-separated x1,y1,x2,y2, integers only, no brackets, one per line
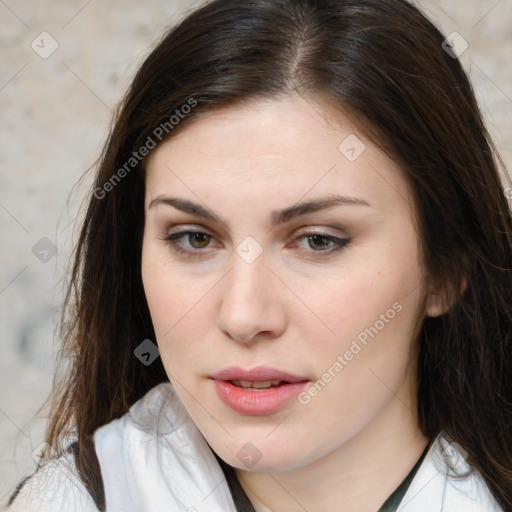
212,379,308,415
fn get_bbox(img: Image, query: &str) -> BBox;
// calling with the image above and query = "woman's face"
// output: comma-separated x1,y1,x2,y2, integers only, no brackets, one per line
142,95,431,472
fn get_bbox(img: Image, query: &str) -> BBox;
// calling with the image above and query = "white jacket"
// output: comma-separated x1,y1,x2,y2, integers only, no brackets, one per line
8,382,503,512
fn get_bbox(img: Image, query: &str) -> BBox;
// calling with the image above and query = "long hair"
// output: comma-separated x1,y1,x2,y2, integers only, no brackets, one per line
40,0,512,509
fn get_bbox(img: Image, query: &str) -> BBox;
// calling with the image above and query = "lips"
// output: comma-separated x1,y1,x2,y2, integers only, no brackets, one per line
210,366,310,415
211,365,309,384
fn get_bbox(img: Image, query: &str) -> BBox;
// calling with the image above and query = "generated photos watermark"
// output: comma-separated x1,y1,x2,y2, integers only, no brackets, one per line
298,301,403,404
441,31,469,59
94,98,198,200
237,442,263,468
31,31,59,59
441,441,469,473
338,133,366,162
505,187,512,209
235,236,264,264
134,339,160,366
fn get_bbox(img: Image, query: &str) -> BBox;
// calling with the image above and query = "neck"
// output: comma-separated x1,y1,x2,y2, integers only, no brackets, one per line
235,386,429,512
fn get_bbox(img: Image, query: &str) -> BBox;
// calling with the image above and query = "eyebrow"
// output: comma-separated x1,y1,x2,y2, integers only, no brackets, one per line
148,194,370,226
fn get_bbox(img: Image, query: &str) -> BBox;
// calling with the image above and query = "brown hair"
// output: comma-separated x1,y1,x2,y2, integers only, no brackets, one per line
37,0,512,509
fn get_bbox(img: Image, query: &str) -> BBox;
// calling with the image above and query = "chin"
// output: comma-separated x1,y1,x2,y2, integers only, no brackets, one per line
212,434,317,473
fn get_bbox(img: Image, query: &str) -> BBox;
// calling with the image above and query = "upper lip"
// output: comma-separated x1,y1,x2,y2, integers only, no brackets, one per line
210,365,310,383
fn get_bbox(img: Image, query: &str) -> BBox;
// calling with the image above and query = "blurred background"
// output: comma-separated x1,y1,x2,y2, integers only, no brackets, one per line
1,0,511,506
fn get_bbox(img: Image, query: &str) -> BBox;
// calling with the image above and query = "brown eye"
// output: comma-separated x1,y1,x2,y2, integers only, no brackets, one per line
164,230,216,255
188,232,211,248
292,232,350,254
307,234,334,250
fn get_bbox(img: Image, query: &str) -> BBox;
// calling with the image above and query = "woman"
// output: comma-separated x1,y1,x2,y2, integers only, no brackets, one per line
8,0,512,510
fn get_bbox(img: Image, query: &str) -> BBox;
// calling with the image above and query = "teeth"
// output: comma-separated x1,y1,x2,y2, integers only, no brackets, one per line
252,379,282,389
231,379,283,389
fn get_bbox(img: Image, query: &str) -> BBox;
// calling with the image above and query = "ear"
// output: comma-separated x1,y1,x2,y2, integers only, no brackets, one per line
426,277,466,318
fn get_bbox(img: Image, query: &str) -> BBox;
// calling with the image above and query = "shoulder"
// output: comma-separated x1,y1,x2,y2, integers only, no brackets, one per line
7,449,99,512
8,382,236,511
6,383,181,512
399,434,504,512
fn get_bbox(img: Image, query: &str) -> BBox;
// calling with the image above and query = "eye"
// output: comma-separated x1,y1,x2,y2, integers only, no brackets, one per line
164,230,217,254
293,232,349,253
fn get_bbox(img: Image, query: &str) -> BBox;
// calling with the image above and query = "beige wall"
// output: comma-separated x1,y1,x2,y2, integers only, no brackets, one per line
0,0,511,505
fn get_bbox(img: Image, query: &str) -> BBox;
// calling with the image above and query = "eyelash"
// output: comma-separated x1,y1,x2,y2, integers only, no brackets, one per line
163,229,350,257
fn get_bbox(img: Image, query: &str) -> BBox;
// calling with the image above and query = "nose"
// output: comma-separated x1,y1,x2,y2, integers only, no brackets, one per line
217,255,288,344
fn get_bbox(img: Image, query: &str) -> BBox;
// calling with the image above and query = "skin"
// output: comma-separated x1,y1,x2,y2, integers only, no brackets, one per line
141,95,444,512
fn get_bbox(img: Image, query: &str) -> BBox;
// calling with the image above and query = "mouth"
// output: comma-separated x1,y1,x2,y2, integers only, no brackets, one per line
228,379,289,390
210,365,309,384
210,366,310,415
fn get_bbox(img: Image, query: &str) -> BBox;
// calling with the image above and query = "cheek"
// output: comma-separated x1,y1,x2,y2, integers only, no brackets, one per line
304,257,423,353
297,244,425,410
141,241,228,386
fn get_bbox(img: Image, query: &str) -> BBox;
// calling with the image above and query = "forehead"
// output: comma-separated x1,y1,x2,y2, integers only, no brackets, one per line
144,95,413,216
